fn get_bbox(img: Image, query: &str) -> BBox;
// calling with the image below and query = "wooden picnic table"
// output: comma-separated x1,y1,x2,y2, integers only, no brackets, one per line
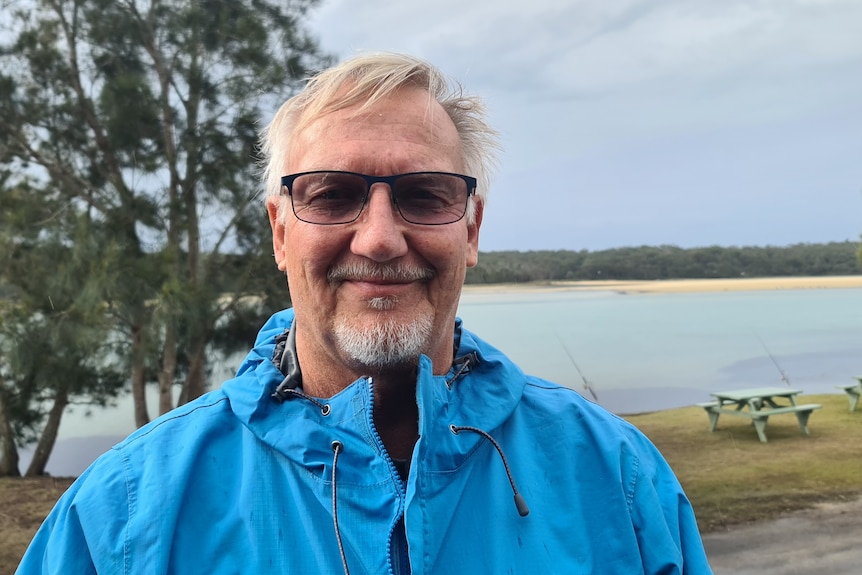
697,387,822,443
836,376,862,412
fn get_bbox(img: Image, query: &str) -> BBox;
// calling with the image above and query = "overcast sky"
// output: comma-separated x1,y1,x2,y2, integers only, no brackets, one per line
305,0,862,252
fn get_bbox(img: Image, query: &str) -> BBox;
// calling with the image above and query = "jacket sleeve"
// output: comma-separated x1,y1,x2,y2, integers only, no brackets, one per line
624,428,714,574
16,450,129,575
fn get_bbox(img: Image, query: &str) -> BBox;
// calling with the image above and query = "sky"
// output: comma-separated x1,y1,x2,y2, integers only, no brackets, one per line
305,0,862,252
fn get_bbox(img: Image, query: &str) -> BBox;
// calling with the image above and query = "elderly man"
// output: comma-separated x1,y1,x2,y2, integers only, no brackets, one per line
17,53,712,574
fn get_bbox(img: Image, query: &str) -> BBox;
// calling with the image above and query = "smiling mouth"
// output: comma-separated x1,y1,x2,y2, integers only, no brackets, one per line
328,262,434,285
342,278,415,301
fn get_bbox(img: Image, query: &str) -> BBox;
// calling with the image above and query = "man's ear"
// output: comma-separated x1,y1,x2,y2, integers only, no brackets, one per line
267,196,288,271
466,199,484,268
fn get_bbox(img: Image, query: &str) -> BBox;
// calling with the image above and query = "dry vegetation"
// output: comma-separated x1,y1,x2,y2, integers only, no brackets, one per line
0,476,75,573
2,393,860,572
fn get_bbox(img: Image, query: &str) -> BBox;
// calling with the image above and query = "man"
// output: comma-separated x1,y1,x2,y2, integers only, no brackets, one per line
18,52,712,574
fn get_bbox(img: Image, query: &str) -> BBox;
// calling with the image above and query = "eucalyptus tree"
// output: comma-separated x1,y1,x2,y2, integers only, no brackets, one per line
0,253,127,476
0,0,327,427
0,372,20,476
0,179,126,476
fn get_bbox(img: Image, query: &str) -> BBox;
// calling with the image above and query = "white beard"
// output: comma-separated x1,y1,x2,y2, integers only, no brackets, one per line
333,300,433,369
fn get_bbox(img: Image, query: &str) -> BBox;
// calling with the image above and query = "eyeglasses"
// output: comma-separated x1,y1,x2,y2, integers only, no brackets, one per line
280,171,477,225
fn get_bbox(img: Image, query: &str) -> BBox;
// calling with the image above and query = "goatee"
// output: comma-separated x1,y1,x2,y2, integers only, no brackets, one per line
334,307,433,369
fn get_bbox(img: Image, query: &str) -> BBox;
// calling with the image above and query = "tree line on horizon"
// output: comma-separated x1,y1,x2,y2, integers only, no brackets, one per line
465,241,862,284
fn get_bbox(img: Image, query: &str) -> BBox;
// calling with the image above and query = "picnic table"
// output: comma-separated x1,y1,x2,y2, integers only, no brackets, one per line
696,387,822,443
836,376,862,412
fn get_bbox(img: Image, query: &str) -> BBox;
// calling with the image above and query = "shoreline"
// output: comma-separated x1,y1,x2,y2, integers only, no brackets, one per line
461,275,862,295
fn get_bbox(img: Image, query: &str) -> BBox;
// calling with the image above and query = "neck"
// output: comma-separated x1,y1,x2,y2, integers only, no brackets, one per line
371,371,419,461
293,324,454,460
298,355,420,460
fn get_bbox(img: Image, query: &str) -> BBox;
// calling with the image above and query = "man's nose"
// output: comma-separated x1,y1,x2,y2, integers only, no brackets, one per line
349,184,409,262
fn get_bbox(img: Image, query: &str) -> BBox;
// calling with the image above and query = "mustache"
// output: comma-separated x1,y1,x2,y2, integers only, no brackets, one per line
327,261,435,283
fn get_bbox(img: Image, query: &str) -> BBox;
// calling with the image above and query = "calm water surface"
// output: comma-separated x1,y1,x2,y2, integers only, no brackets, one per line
36,286,861,475
457,286,862,413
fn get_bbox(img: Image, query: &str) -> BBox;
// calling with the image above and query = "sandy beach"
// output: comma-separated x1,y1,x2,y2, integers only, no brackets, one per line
462,275,862,295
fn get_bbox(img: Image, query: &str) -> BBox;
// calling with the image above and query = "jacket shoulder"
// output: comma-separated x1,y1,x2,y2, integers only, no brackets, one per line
518,375,669,476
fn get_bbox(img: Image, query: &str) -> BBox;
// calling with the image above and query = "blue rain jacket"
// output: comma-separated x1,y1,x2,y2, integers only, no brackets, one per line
18,309,712,574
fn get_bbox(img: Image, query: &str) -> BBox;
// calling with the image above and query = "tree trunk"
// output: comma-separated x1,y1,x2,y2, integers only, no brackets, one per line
158,321,178,415
130,323,150,428
25,386,69,477
180,337,207,405
0,386,21,477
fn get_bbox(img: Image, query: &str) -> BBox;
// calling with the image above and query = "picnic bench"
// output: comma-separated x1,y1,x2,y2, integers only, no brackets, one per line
836,376,862,412
696,387,821,443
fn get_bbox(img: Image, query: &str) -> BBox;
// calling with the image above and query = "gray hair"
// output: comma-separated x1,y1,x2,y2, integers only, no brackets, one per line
259,52,500,224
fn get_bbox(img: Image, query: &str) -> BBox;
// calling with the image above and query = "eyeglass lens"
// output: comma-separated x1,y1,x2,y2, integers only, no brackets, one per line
288,172,470,225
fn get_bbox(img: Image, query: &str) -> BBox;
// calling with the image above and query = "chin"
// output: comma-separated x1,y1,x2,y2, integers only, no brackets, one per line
368,296,399,311
334,314,433,369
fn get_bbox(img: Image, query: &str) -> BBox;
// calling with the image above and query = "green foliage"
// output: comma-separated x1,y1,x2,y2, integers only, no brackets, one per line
465,242,862,284
0,180,124,448
0,0,328,450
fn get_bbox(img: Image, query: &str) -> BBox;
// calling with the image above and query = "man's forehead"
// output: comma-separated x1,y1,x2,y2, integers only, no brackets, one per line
287,87,462,171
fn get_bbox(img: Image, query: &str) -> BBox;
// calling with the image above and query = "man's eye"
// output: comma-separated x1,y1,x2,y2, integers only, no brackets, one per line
305,186,362,204
398,186,452,208
309,187,352,201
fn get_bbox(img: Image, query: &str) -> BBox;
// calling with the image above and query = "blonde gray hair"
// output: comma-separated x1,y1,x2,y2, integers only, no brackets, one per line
259,52,499,224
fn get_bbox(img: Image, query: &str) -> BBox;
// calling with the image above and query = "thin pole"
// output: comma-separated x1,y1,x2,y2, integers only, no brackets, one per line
557,335,599,402
755,332,791,387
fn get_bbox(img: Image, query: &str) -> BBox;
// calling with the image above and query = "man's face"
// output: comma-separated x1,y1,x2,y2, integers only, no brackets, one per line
267,87,482,379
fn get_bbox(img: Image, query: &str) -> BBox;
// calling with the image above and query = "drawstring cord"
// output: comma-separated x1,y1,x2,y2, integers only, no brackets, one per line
446,352,478,388
275,333,525,573
273,385,331,415
449,425,530,517
331,441,351,575
329,426,527,575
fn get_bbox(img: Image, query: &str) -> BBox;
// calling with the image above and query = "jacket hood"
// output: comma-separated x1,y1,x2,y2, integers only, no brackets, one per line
221,308,528,479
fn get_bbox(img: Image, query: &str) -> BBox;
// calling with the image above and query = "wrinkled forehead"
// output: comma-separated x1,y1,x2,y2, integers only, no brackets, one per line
287,86,464,173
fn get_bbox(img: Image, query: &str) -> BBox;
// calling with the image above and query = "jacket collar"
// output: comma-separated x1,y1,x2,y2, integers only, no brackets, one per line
223,308,527,478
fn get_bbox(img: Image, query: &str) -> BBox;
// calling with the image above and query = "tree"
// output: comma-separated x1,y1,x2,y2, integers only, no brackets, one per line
0,178,126,476
0,0,327,430
0,373,21,476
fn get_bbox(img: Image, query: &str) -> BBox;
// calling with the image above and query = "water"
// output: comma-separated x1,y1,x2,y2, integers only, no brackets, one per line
27,285,862,475
457,287,862,413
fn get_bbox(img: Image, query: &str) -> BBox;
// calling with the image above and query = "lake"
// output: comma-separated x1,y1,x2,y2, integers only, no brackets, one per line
25,284,862,475
457,286,862,413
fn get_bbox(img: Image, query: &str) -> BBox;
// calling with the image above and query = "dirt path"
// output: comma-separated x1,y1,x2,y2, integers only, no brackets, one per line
703,495,862,574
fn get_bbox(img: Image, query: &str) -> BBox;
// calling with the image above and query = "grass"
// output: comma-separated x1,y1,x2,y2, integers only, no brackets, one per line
2,392,860,571
624,393,862,533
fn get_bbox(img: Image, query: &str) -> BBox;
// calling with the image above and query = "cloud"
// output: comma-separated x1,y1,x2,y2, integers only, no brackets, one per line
304,0,862,250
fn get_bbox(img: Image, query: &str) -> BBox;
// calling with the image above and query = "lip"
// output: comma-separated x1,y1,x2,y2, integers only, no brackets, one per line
342,278,415,298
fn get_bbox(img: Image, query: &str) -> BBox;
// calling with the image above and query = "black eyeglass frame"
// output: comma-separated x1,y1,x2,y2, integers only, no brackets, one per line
280,170,478,226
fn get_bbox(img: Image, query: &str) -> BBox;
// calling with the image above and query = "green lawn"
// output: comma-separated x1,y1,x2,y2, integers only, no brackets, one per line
625,392,862,532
